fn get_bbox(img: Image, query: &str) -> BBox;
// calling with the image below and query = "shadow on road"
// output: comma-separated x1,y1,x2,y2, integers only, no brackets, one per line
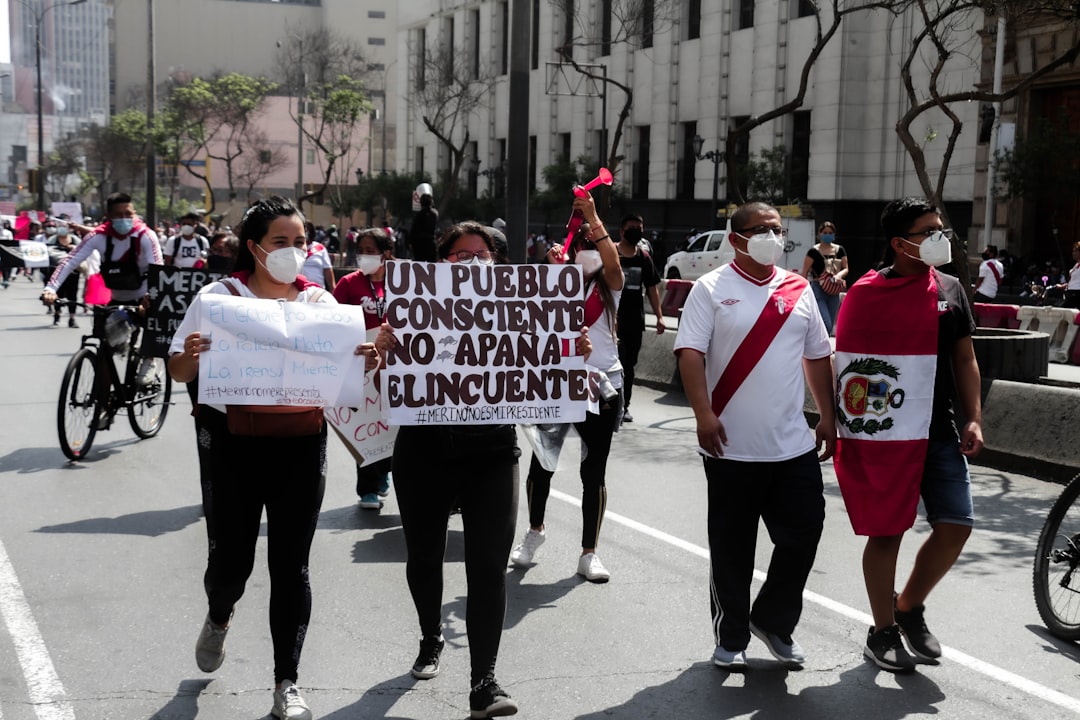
34,504,203,537
573,661,945,719
504,567,580,630
148,678,212,719
1027,624,1080,663
319,672,424,720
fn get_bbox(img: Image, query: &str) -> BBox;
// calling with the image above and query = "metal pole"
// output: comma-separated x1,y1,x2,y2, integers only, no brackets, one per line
710,155,720,229
506,0,531,264
144,0,156,227
981,13,1006,250
34,8,44,210
297,39,304,209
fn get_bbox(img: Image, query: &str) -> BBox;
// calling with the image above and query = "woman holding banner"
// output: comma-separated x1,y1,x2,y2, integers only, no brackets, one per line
168,196,381,720
510,191,624,584
333,227,396,510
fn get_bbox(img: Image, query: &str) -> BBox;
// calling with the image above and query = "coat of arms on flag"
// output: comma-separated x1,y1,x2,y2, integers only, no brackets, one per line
836,357,905,435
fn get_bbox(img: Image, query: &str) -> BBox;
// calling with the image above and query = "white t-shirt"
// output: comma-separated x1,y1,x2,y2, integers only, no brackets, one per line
301,243,334,287
1067,263,1080,292
674,263,831,461
45,225,162,302
977,258,1003,298
586,284,623,388
164,233,209,268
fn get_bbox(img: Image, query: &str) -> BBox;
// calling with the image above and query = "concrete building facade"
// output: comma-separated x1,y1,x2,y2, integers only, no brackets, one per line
396,0,983,274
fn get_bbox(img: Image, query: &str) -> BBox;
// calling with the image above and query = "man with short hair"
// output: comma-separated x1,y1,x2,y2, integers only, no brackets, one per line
833,197,982,673
675,201,835,671
164,212,210,267
615,213,665,423
973,244,1004,303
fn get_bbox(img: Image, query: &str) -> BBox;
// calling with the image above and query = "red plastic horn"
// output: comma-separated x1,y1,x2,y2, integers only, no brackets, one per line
572,167,614,198
562,168,614,259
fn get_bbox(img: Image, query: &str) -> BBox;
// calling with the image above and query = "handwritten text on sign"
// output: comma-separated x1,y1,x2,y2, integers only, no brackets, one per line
194,293,369,407
142,265,226,357
325,329,398,466
383,260,588,425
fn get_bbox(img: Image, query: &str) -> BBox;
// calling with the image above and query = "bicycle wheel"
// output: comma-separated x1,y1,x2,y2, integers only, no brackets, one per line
126,356,172,438
1033,472,1080,640
57,348,100,461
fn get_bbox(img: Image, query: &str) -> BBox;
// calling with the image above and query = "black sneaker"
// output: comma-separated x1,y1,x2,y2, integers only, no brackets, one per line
864,625,916,673
894,599,942,660
68,317,78,328
469,678,518,719
410,635,444,679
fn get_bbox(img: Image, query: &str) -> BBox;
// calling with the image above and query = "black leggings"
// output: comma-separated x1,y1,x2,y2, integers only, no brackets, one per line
198,407,327,684
393,424,519,686
53,274,78,317
525,393,622,549
617,329,643,410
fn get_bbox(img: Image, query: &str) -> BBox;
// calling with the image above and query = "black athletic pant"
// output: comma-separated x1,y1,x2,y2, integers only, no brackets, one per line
525,392,622,549
199,407,327,684
704,450,824,651
393,424,519,686
356,457,392,496
617,328,643,411
54,274,78,318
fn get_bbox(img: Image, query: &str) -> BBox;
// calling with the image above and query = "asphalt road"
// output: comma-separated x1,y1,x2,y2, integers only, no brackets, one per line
0,277,1078,719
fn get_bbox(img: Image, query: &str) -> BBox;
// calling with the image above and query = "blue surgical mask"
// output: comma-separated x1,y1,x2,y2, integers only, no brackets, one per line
820,233,835,244
111,218,134,236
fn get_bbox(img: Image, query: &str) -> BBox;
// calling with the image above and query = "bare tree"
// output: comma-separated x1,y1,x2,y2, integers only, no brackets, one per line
893,0,1080,285
411,40,498,214
235,128,289,202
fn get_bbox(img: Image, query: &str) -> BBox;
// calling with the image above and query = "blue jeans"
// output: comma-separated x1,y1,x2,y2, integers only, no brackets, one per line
921,439,974,527
812,282,841,335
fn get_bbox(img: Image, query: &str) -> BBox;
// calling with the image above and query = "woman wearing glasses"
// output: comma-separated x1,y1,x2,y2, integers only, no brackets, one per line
509,191,624,583
391,222,533,718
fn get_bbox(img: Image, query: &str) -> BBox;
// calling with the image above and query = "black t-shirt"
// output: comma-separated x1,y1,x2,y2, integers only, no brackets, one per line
617,248,661,332
806,243,847,279
879,266,976,439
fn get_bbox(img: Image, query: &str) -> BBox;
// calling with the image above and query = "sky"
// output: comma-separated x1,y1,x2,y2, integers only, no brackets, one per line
0,0,10,66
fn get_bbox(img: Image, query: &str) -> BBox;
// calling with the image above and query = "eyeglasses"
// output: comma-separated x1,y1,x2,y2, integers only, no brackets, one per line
449,249,494,265
732,225,789,238
903,228,954,240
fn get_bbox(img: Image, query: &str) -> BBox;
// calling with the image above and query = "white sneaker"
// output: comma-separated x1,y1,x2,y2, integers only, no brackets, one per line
271,680,312,720
577,552,610,583
509,528,545,568
135,357,161,386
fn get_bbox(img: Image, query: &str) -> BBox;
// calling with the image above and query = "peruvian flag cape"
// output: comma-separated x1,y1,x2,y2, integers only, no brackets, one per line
833,269,940,536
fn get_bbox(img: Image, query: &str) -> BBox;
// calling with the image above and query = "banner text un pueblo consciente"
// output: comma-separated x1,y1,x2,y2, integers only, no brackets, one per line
383,260,589,425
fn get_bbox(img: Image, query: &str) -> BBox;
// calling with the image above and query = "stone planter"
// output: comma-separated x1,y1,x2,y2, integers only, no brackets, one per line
972,327,1049,383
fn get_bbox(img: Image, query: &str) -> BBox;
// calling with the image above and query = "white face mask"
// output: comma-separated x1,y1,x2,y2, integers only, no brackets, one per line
357,254,383,276
256,245,305,284
736,230,784,266
903,232,952,267
575,249,603,276
180,224,195,236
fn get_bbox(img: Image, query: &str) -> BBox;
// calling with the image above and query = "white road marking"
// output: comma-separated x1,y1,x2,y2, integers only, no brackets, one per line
0,537,76,720
550,488,1080,715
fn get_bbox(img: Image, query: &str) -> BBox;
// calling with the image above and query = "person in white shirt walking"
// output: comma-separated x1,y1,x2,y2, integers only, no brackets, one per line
973,244,1004,303
164,213,210,268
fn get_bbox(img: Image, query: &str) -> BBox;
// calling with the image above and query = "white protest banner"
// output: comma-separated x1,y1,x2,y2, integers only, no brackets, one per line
50,202,83,222
193,293,370,407
383,260,589,425
325,329,398,466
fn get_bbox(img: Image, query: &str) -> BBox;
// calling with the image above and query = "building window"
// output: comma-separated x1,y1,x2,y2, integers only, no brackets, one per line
445,17,455,81
634,125,650,199
560,133,572,161
259,150,272,164
467,140,479,197
529,136,537,193
562,0,575,58
791,110,811,201
685,0,701,40
306,149,316,165
471,9,481,79
729,116,750,201
370,63,385,73
600,0,612,56
642,0,654,48
415,27,426,91
737,0,755,30
795,0,816,18
368,37,385,46
368,10,385,18
677,121,697,200
416,146,425,175
531,0,540,70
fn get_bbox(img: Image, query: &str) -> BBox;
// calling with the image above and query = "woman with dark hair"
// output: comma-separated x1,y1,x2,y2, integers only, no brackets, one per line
168,196,381,720
333,227,396,509
801,221,848,335
509,191,624,583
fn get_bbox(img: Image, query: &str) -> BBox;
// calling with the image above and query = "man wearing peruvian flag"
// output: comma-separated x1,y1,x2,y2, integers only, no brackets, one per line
675,202,836,671
833,197,983,673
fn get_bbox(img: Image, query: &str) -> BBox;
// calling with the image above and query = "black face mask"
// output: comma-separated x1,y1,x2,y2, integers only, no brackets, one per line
623,228,643,244
981,252,989,261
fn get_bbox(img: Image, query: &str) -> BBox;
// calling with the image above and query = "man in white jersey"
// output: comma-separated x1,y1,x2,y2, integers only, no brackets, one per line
674,201,836,671
164,212,209,268
973,244,1004,303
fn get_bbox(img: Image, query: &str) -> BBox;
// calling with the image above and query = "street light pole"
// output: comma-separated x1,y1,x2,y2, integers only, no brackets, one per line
21,0,86,211
278,35,306,210
692,134,723,229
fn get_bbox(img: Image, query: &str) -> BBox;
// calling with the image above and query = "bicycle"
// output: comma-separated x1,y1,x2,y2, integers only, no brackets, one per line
1033,471,1080,640
56,303,173,460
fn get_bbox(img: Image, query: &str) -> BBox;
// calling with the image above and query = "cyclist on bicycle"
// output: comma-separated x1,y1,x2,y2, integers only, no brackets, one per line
42,192,163,384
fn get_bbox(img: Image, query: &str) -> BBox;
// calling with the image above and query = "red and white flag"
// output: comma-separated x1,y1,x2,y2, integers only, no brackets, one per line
833,269,940,536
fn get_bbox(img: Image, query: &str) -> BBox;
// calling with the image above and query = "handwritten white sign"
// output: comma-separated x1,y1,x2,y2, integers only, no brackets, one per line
325,329,398,466
383,260,589,426
192,293,370,407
